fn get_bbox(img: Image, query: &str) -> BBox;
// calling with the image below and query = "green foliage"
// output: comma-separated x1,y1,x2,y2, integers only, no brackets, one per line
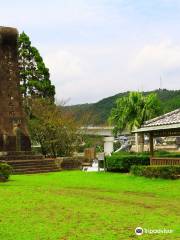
106,153,150,172
157,89,180,112
0,172,179,239
105,151,180,173
66,92,128,125
109,92,161,134
113,140,121,151
0,163,12,181
77,135,104,153
67,89,180,125
28,98,78,157
131,165,180,179
18,32,55,102
113,151,149,156
154,150,180,158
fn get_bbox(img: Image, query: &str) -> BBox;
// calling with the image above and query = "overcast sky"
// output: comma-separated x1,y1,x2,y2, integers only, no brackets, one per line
1,0,180,104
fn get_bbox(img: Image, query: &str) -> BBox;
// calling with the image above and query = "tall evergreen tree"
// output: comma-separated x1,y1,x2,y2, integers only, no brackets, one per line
18,32,55,101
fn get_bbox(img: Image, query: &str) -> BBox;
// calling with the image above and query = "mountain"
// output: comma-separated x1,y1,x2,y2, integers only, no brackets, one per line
66,89,180,125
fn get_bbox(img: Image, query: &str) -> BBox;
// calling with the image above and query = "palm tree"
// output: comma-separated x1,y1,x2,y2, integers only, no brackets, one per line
109,92,161,135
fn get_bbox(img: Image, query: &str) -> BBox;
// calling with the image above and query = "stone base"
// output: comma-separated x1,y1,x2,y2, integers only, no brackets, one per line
0,134,31,152
0,151,61,174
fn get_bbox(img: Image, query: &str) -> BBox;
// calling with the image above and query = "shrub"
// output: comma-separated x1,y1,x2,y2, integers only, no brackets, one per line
112,151,180,157
113,141,121,152
106,154,150,172
154,150,180,158
0,163,12,181
131,165,180,179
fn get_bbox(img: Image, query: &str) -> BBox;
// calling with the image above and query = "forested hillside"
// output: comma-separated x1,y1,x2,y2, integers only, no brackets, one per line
66,89,180,125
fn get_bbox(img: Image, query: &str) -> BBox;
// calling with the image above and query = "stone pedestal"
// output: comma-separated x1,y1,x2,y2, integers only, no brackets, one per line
104,137,114,156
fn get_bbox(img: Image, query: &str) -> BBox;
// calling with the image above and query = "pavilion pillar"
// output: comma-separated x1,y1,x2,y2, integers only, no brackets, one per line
135,133,139,152
139,133,144,152
149,132,154,157
135,133,144,152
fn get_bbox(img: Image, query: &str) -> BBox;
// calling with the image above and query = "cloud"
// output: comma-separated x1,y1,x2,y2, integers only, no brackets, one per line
130,41,180,89
1,0,180,104
42,43,139,104
133,41,180,71
0,0,123,31
43,40,180,104
44,50,84,81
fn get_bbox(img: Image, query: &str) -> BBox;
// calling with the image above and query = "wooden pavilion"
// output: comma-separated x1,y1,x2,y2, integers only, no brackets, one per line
133,108,180,165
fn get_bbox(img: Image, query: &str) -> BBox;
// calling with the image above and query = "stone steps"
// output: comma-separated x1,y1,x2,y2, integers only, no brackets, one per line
2,158,61,174
60,159,81,170
10,163,57,168
13,168,60,174
0,151,36,156
0,155,44,161
6,159,56,164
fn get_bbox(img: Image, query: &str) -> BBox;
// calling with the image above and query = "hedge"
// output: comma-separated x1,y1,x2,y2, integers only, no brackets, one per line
106,154,150,172
131,165,180,179
154,150,180,158
0,163,12,181
110,151,180,157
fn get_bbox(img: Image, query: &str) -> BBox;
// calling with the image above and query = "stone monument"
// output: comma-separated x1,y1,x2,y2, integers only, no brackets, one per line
0,26,60,174
0,26,31,152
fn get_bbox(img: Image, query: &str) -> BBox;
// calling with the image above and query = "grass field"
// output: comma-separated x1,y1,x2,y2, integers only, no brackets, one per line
0,171,179,240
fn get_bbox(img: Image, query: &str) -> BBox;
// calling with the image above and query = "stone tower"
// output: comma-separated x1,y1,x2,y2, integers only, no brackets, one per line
0,26,31,152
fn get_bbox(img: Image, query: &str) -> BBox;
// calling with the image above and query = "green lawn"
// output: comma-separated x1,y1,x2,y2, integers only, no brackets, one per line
0,171,179,240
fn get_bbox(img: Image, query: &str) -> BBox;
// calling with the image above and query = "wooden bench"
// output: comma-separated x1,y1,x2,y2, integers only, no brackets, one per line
150,157,180,165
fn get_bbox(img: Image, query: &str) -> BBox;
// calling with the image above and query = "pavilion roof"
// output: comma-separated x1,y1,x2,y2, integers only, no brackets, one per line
143,108,180,127
133,108,180,134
